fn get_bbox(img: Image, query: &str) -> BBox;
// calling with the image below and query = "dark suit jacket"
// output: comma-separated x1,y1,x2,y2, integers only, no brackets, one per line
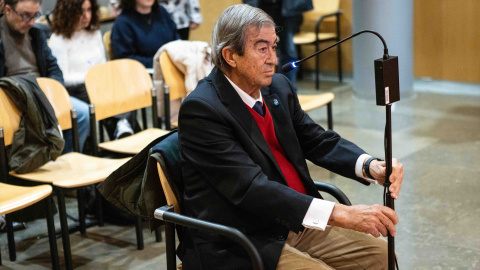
178,68,370,270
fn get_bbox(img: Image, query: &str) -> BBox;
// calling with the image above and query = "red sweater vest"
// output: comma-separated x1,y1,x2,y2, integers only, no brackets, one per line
247,103,307,194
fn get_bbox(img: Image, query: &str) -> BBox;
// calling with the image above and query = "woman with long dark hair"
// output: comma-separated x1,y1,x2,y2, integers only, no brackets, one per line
49,0,103,104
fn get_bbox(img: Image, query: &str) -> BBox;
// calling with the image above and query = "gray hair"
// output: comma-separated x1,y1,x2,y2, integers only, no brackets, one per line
211,4,275,72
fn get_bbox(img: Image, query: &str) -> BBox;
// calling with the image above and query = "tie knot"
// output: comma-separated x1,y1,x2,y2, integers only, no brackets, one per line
253,101,264,117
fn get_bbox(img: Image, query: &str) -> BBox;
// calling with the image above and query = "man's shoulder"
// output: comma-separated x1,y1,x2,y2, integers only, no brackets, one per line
186,76,216,101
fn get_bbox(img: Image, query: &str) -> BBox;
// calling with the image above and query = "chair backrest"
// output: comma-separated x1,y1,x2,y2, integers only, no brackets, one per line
103,30,114,60
85,59,153,121
36,78,73,130
302,0,340,28
0,88,21,147
153,131,183,213
159,51,187,101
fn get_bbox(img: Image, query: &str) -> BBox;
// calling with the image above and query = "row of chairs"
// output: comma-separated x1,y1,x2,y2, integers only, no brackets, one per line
0,58,167,268
1,26,340,266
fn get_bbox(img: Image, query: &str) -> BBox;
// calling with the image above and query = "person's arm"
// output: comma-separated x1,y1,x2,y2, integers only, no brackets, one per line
278,75,403,236
179,95,314,233
274,75,368,183
39,31,64,85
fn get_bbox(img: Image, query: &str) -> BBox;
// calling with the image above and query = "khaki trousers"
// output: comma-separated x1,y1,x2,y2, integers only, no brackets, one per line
277,227,389,270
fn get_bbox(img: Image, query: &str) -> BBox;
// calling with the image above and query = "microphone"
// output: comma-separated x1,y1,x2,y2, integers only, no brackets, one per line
283,30,399,106
282,61,299,73
282,30,390,73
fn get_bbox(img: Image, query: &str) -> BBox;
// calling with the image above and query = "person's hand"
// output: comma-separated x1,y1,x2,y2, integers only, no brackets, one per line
369,158,403,199
189,22,200,30
329,204,399,237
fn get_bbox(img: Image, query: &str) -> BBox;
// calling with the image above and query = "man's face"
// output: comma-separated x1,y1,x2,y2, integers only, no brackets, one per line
4,1,40,35
229,26,278,96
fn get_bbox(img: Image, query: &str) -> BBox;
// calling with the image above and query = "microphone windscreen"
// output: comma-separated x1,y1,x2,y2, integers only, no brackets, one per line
282,62,296,73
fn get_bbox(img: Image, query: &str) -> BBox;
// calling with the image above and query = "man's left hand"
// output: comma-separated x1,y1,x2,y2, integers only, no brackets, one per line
369,158,403,199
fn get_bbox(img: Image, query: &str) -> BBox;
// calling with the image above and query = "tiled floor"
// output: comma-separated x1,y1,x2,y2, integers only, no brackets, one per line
1,74,480,269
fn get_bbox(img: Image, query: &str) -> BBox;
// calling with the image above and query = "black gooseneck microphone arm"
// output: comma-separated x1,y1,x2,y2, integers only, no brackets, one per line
284,30,399,270
282,30,390,73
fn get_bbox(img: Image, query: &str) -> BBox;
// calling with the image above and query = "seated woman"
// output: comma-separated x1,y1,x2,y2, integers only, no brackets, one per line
49,0,133,140
111,0,179,69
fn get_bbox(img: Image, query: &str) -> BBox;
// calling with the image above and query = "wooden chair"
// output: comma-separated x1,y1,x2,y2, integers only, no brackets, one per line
158,51,188,130
85,59,169,156
84,60,166,248
0,79,129,270
103,30,113,61
298,92,335,130
152,131,351,270
293,0,343,89
0,182,59,269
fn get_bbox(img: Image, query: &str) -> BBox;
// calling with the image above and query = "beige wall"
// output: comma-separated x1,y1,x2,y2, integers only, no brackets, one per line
189,0,480,83
188,0,242,43
414,0,480,83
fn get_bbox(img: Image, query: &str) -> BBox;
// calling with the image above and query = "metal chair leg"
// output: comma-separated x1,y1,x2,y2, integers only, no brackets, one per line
45,196,60,270
57,188,73,270
165,221,176,270
315,43,320,90
135,216,144,250
327,102,333,130
155,227,162,242
77,188,86,234
95,188,104,227
5,214,15,261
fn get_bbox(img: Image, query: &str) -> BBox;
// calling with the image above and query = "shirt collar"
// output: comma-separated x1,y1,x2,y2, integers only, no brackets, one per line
224,74,263,108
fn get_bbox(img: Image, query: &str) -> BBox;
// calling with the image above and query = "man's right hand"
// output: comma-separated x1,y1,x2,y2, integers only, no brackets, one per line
328,204,399,238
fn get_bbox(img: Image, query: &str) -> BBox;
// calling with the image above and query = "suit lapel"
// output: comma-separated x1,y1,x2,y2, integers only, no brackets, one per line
210,69,284,182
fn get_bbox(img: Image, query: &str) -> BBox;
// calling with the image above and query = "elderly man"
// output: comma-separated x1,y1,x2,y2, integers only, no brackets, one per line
178,4,403,270
0,0,89,153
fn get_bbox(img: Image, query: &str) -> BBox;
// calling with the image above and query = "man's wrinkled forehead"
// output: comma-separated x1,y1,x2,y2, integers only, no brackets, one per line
245,25,277,43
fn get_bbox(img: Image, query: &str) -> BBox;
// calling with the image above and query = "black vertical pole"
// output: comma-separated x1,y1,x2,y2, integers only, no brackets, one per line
57,188,73,270
89,105,98,157
385,104,395,269
164,85,171,130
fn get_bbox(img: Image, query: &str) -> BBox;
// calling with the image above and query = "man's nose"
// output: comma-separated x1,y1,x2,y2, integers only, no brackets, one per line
27,18,36,27
266,49,278,65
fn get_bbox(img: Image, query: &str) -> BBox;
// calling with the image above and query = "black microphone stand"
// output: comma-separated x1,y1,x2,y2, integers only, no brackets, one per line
385,104,396,270
284,30,399,270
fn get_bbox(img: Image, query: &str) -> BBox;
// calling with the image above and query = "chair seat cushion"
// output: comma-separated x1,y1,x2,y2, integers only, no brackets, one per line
10,152,130,188
99,128,170,155
293,32,337,45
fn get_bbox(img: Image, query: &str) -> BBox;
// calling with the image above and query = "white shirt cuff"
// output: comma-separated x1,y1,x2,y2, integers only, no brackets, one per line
355,154,378,185
302,198,335,231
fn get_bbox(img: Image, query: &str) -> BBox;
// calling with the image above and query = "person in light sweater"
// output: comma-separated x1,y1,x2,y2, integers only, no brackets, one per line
49,0,103,104
50,0,134,139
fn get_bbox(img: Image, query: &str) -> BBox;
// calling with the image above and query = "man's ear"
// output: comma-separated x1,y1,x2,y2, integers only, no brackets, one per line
222,47,237,68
